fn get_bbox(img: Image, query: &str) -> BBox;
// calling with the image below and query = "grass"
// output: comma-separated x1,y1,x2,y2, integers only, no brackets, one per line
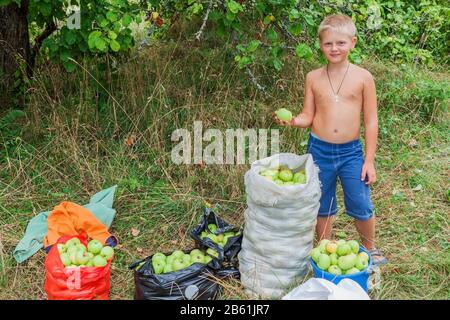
0,38,449,300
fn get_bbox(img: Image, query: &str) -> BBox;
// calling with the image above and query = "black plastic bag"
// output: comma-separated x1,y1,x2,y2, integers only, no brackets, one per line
129,250,222,300
190,208,243,262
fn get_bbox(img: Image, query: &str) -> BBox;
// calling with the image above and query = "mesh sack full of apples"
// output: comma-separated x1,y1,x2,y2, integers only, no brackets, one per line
238,153,321,298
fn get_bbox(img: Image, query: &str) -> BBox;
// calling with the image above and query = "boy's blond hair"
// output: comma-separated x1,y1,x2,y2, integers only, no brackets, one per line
318,14,357,39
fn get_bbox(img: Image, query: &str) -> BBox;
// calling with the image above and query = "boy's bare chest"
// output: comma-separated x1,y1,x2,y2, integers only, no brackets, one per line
312,77,364,107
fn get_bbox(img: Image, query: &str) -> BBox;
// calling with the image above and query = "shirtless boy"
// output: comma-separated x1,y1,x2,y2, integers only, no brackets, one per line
275,14,387,265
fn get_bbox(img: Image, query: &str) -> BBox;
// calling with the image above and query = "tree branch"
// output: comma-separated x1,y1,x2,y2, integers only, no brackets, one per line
195,0,214,41
31,20,56,67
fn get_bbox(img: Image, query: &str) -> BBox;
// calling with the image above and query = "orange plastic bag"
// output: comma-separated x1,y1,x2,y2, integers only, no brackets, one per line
44,234,111,300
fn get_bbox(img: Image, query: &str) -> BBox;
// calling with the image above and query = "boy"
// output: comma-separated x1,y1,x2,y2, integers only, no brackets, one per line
274,14,387,265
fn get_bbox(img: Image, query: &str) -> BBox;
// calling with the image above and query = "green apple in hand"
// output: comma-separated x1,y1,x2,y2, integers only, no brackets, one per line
275,108,293,121
87,239,103,254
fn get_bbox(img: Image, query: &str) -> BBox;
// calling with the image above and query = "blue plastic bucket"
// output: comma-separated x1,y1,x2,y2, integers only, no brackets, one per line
310,246,372,292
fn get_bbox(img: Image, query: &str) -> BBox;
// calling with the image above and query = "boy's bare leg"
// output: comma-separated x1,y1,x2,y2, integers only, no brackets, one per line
354,216,375,249
316,216,335,241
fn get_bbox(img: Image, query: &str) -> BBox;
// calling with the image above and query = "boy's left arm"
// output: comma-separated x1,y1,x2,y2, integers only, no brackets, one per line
362,72,378,185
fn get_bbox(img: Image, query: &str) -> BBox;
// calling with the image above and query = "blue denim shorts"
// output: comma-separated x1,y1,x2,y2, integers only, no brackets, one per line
307,133,374,221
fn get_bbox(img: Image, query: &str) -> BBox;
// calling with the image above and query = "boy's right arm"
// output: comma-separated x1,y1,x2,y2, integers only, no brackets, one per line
292,71,315,128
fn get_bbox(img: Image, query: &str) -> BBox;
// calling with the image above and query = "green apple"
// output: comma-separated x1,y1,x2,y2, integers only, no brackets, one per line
86,260,94,267
278,169,293,182
69,251,78,264
93,255,107,267
85,252,94,260
345,267,360,275
172,258,186,271
166,255,175,266
191,252,205,264
76,244,87,253
327,265,342,275
206,248,219,258
260,169,279,180
318,239,330,253
284,181,295,186
171,250,185,259
275,108,293,121
358,251,369,262
163,263,173,273
337,239,346,246
347,240,360,254
182,254,191,265
76,251,90,265
326,241,338,254
274,179,284,185
207,224,218,233
100,246,114,260
189,249,203,257
66,245,78,256
60,253,72,267
200,231,208,239
317,254,331,270
66,238,81,247
57,244,66,253
205,234,218,243
293,172,307,184
336,243,351,256
329,253,338,266
355,256,369,271
310,248,321,263
224,232,235,238
204,255,212,264
337,254,357,271
87,239,103,254
152,259,165,274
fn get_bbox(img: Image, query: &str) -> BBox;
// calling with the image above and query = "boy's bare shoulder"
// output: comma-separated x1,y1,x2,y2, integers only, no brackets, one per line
306,67,325,82
351,64,374,81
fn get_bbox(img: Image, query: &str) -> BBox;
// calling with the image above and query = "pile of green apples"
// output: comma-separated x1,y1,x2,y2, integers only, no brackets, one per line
199,223,240,250
151,249,213,274
58,237,114,268
311,239,370,275
259,166,307,186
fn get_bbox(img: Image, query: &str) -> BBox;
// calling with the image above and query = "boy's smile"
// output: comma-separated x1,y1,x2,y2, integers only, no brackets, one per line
320,30,356,64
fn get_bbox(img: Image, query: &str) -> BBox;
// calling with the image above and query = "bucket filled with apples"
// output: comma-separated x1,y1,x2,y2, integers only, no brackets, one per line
130,248,221,300
45,234,115,300
310,239,372,292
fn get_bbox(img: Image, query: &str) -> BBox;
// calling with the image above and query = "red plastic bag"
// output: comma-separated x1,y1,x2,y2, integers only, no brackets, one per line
44,234,111,300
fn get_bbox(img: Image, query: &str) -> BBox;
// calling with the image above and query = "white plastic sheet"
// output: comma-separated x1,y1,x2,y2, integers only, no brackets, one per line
238,153,321,298
282,278,371,300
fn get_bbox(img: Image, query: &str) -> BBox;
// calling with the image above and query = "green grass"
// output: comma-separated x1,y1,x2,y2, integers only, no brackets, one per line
0,41,449,300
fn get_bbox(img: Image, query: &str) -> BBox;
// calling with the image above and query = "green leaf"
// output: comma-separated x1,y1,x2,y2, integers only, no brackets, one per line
247,40,261,53
88,31,101,49
289,23,302,36
63,61,76,73
227,0,243,14
267,28,278,41
106,11,118,22
272,58,283,71
289,9,300,21
238,56,252,69
39,2,52,17
110,39,120,52
108,31,117,40
64,31,77,45
226,11,236,21
295,43,313,60
122,13,132,27
95,37,107,51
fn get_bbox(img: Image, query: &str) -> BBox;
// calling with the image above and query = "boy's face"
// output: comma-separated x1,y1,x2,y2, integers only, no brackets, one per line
319,30,356,64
